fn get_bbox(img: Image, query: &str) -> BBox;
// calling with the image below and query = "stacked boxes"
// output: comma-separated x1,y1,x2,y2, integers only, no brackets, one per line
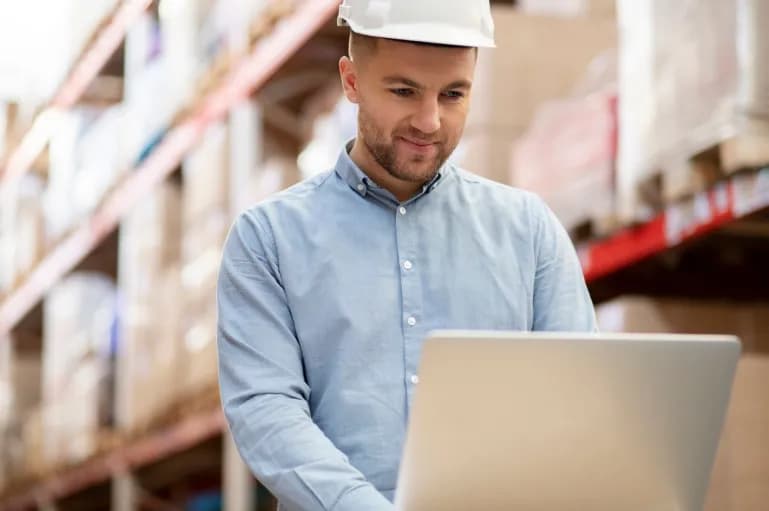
116,182,183,432
180,122,231,396
456,6,616,184
512,80,617,231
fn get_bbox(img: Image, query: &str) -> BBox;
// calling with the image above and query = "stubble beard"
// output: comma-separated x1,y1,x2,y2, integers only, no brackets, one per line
358,108,450,184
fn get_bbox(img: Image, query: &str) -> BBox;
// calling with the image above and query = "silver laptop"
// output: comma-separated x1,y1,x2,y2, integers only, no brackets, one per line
395,331,740,511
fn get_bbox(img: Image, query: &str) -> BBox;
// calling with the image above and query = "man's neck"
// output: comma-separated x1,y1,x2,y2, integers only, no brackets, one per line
349,138,423,203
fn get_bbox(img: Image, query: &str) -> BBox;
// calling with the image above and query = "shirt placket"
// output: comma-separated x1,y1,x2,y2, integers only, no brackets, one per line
394,202,424,414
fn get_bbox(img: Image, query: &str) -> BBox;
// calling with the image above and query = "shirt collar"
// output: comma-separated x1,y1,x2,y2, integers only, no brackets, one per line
334,139,447,203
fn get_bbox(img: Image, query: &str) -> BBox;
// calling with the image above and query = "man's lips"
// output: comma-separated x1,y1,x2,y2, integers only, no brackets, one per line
397,136,439,151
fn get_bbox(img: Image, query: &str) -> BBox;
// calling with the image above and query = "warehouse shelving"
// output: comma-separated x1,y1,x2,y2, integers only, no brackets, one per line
0,0,342,337
0,410,224,511
0,0,152,196
582,167,769,302
580,166,769,282
1,1,767,510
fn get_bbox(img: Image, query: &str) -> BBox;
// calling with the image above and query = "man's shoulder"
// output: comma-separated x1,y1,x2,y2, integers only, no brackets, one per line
450,165,545,214
244,170,336,217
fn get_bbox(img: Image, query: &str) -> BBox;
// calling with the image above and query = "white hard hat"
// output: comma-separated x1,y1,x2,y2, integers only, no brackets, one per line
338,0,496,48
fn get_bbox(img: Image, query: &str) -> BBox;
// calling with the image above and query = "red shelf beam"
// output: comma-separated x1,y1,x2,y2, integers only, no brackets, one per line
0,0,340,337
581,168,769,282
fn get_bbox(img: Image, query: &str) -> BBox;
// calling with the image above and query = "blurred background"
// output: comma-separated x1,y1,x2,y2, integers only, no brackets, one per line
0,0,767,509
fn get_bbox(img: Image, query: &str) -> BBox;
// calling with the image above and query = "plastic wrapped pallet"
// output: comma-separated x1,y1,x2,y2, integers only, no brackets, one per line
596,296,769,510
615,0,769,221
45,106,125,240
42,273,117,469
512,52,617,231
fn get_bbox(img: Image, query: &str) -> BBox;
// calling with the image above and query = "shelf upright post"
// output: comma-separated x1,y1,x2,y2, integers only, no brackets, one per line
222,428,256,511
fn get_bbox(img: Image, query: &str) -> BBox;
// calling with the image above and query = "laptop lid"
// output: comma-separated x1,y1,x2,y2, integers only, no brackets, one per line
395,331,740,511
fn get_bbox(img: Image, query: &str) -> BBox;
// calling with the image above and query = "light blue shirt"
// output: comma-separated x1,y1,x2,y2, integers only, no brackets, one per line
217,143,597,511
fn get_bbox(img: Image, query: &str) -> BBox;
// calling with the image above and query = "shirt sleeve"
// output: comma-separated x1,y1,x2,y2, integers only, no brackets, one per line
528,195,598,332
217,211,394,511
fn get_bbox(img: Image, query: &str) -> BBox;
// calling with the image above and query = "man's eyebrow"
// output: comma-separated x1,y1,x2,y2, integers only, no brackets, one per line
444,79,472,90
382,76,423,89
382,76,472,91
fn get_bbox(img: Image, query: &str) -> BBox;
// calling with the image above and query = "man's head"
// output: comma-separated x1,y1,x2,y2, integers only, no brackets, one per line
339,33,477,185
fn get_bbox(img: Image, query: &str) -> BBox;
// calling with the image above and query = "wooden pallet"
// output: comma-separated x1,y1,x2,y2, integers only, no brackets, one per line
637,127,769,209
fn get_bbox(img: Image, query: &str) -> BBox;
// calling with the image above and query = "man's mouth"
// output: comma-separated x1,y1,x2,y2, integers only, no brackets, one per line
397,136,438,153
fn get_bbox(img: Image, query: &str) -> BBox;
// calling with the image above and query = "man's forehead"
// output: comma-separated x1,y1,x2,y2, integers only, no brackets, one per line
366,38,476,83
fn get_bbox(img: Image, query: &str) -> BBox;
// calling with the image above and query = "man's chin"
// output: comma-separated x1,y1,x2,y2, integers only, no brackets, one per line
391,168,439,183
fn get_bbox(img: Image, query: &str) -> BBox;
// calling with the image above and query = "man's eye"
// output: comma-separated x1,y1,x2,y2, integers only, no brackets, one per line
442,91,465,100
390,88,414,97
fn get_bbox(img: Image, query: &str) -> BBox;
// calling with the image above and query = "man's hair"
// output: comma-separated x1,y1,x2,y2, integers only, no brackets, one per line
348,32,379,62
348,31,475,62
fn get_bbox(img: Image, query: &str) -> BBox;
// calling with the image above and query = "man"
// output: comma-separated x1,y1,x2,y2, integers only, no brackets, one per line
217,0,597,509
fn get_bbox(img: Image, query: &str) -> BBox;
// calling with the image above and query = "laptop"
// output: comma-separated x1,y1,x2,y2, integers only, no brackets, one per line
394,331,741,511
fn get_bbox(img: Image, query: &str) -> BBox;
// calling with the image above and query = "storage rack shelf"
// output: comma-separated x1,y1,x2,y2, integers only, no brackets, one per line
0,410,224,511
0,0,342,337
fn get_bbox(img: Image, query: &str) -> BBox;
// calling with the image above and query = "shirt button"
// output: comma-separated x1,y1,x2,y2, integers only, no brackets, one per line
407,316,417,327
357,184,366,193
410,374,420,385
398,206,407,215
402,260,413,271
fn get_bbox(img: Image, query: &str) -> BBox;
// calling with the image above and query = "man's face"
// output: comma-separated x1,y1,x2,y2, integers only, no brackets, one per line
341,38,477,184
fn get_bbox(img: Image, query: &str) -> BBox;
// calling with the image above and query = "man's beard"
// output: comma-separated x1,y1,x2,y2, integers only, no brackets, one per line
358,108,451,183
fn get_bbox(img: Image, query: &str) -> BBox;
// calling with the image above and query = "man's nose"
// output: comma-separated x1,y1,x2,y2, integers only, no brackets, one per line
410,97,441,135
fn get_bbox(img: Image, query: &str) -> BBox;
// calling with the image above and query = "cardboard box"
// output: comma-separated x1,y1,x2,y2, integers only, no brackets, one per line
597,297,769,510
512,89,617,229
458,7,616,185
0,334,43,488
706,355,769,511
596,296,769,353
182,121,230,223
117,266,183,431
117,182,184,431
468,7,617,133
119,182,182,300
180,211,227,397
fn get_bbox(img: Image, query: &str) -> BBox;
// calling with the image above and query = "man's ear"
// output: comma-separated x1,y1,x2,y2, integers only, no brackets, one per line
339,56,361,104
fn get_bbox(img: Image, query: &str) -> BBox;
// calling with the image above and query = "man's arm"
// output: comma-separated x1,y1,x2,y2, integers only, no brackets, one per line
217,211,394,511
529,195,598,332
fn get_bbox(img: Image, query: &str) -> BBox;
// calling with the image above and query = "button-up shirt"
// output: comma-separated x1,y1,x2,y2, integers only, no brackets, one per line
217,143,597,511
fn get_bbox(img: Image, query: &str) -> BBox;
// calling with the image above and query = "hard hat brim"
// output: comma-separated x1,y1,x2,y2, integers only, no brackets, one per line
340,20,496,49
